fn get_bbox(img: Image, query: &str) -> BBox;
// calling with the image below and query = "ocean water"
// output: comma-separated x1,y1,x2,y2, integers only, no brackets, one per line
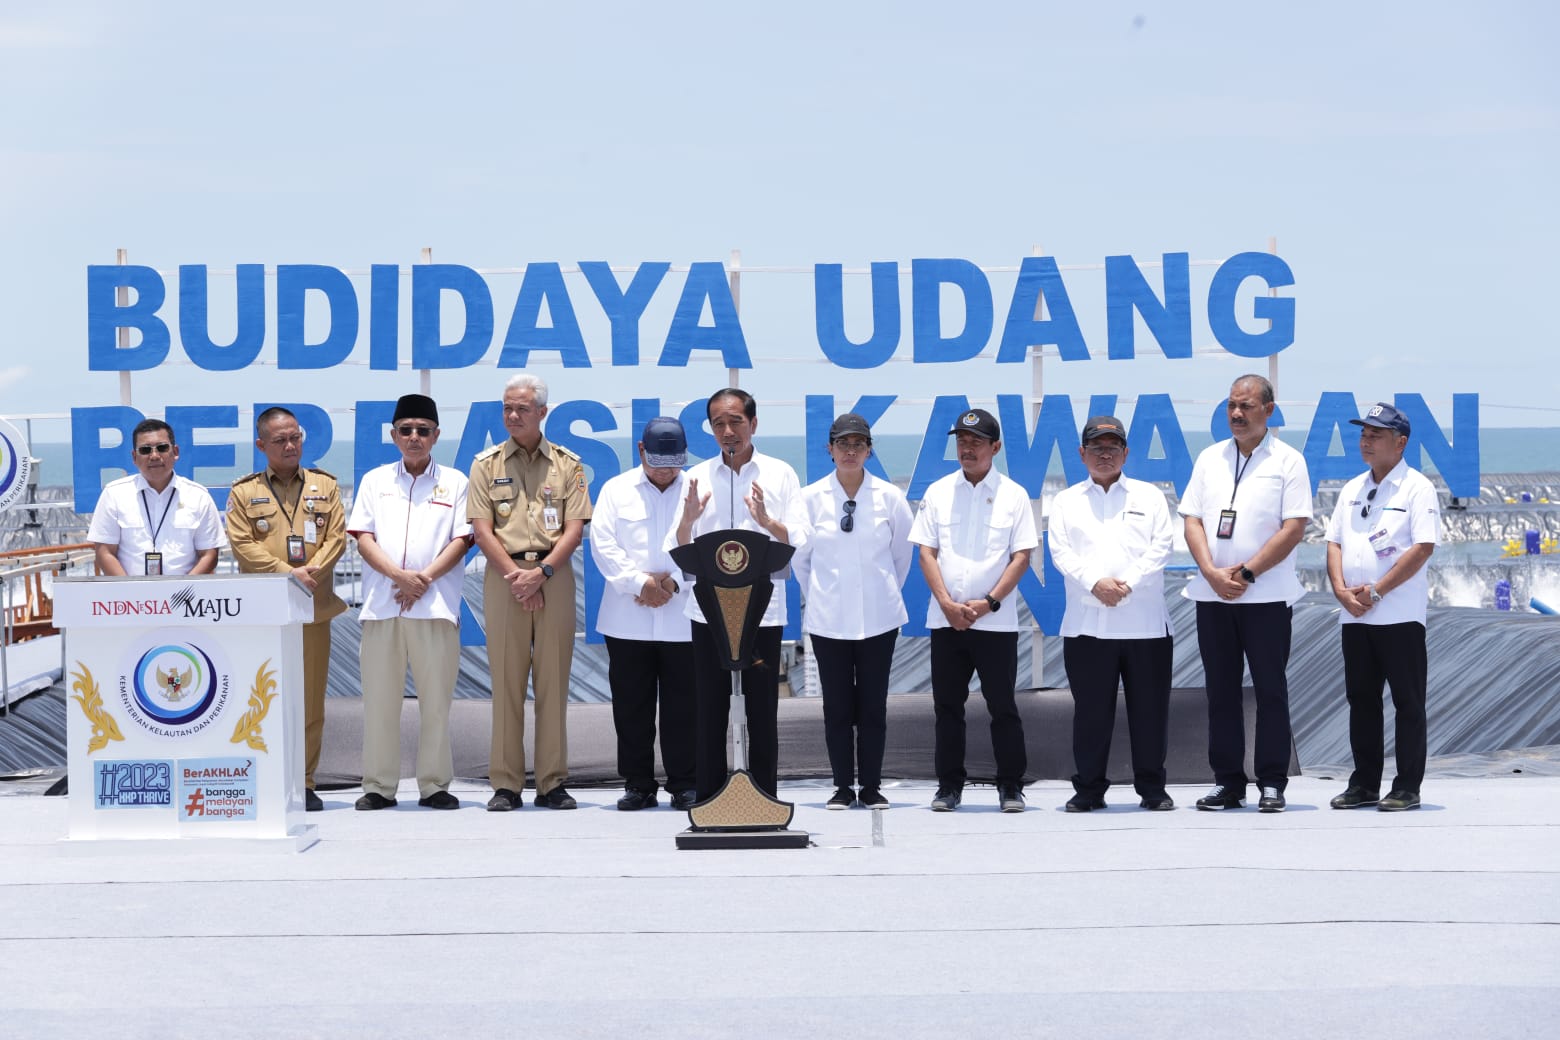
25,426,1560,491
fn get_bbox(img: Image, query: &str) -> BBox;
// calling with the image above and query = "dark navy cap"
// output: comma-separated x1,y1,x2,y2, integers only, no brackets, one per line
641,416,688,467
1350,402,1411,436
829,413,872,442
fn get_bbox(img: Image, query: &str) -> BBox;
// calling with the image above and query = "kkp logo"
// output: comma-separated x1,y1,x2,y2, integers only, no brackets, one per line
117,630,232,738
0,417,35,512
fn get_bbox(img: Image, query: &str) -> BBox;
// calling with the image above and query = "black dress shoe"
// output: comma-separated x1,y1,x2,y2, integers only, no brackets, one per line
1330,786,1380,810
617,788,658,811
354,792,397,811
304,789,324,813
1139,796,1175,811
418,791,460,810
669,789,698,811
1379,790,1421,812
486,788,522,812
1065,794,1107,813
534,785,578,810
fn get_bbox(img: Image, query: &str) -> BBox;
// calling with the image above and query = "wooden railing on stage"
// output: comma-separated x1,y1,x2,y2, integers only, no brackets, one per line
1,543,98,646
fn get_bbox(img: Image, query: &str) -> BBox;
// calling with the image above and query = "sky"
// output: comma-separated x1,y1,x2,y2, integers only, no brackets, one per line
2,1,1557,457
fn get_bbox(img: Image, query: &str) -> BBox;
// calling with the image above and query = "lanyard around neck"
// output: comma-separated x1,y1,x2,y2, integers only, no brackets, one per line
140,486,178,549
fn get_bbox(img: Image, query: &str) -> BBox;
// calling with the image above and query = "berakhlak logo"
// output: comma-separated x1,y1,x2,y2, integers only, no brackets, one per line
117,632,232,737
0,417,34,512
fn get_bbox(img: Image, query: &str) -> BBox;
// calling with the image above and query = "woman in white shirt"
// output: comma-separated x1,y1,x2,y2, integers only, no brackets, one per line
792,414,915,810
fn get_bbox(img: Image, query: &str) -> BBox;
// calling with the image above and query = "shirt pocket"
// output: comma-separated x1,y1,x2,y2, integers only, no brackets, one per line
985,519,1016,557
487,485,519,523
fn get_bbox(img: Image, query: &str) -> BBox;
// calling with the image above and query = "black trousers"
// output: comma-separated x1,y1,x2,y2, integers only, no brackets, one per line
811,629,898,790
1062,633,1173,801
691,622,781,800
1195,600,1294,793
929,627,1026,788
604,635,696,796
1341,621,1428,794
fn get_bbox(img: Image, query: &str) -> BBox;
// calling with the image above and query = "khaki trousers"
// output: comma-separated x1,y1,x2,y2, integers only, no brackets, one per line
302,620,331,790
359,616,458,799
485,562,574,795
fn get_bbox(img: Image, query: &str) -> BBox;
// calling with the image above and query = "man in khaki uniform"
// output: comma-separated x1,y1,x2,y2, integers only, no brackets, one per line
226,407,347,813
469,374,592,811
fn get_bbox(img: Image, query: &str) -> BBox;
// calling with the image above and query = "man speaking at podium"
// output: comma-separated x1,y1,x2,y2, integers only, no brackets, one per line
88,418,226,578
667,389,807,801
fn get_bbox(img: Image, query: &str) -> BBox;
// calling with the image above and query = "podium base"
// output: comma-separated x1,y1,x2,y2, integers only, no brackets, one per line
676,827,811,850
60,824,320,854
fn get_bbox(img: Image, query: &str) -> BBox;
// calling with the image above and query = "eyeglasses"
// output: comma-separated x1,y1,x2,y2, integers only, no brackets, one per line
1084,444,1124,458
1361,487,1377,518
135,443,173,456
395,425,435,438
841,499,856,533
833,438,870,454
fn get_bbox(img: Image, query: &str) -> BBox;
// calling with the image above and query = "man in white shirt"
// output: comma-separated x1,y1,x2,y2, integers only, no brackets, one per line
667,388,807,800
1324,403,1439,813
908,408,1039,813
1180,375,1312,813
88,419,226,577
589,417,697,812
346,394,472,812
1048,416,1176,812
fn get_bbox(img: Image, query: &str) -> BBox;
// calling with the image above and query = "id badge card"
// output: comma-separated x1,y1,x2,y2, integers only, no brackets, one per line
305,515,320,545
144,551,163,576
287,535,307,564
1216,509,1237,540
542,505,560,532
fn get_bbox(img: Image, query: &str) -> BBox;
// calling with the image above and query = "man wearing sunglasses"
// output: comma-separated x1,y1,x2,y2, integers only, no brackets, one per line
347,394,472,812
1324,402,1439,813
227,407,347,812
88,418,226,577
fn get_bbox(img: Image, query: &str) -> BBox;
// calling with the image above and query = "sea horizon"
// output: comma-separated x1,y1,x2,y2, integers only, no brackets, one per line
25,426,1560,492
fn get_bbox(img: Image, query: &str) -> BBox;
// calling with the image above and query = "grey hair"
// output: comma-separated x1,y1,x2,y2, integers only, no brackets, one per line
504,373,549,406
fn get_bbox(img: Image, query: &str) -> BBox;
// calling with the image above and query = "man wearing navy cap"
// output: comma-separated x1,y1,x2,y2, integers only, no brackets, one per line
1047,416,1177,812
909,408,1039,812
1325,402,1439,812
589,418,698,811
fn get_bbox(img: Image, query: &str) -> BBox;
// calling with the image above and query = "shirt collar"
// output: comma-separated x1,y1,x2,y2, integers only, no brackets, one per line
503,437,553,464
133,473,178,497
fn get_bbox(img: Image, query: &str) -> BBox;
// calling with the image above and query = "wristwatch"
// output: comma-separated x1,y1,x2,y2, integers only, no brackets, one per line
541,563,555,579
1239,566,1256,584
1368,584,1382,604
984,594,1001,613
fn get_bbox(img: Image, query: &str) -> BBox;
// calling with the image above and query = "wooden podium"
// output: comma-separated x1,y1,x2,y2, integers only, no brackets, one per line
53,574,318,850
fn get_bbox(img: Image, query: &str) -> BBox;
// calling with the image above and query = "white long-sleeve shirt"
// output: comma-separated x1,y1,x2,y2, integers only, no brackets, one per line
589,466,692,641
792,471,914,640
1047,475,1174,639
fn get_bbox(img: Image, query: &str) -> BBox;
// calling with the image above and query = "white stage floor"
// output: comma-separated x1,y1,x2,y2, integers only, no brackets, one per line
1,775,1556,1039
